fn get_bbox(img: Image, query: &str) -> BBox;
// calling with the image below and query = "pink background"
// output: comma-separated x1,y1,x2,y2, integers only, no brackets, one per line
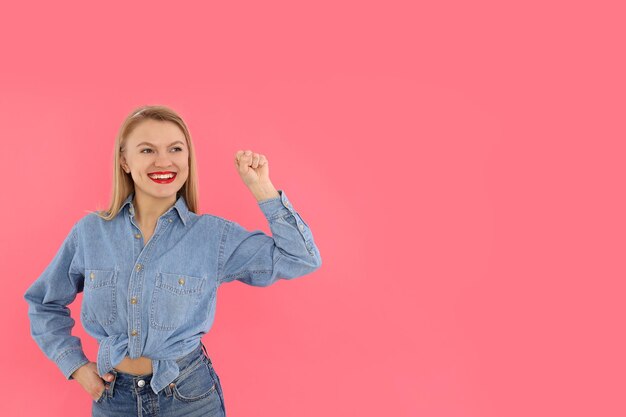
1,1,625,416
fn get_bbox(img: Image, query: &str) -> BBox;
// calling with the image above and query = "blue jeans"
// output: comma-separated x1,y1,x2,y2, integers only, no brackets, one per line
92,342,226,416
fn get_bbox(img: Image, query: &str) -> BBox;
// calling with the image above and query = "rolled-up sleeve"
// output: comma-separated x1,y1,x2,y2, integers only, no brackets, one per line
24,222,89,380
217,189,322,286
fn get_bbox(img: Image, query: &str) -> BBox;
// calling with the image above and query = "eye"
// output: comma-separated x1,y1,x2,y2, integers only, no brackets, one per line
141,147,183,154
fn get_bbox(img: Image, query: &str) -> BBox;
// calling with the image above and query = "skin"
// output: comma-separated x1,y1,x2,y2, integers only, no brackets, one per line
72,119,280,401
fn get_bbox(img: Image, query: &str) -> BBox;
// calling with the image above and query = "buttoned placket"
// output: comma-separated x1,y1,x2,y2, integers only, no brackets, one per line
126,203,175,358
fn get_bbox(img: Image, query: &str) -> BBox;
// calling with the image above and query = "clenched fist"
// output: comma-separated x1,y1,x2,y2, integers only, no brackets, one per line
234,149,270,188
233,150,280,202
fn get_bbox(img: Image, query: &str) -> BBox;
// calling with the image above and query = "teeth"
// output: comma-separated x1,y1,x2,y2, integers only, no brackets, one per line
149,173,175,179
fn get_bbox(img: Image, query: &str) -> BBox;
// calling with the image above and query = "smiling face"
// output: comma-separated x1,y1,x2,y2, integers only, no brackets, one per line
120,119,189,202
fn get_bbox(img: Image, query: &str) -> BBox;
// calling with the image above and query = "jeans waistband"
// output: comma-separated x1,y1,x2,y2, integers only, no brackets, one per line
108,342,208,388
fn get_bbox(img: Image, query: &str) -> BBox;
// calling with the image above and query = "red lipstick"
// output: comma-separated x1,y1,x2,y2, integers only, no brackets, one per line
148,171,177,184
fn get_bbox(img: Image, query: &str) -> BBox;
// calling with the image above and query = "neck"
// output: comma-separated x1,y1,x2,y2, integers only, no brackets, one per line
132,191,177,225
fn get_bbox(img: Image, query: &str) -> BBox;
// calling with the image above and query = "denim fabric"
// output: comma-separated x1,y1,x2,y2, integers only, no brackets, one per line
24,189,321,395
92,341,226,417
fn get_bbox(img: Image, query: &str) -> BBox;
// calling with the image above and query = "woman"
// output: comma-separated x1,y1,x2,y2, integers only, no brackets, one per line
24,105,322,416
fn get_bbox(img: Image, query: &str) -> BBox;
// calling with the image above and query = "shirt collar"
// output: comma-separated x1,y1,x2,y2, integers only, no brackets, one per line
120,191,189,226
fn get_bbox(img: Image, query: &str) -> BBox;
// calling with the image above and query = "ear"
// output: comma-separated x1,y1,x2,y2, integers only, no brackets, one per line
120,156,130,173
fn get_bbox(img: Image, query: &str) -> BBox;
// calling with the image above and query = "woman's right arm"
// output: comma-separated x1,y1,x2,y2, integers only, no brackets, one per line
23,222,90,379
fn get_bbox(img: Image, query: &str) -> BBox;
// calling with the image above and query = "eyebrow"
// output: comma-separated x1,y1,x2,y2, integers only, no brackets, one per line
136,140,185,148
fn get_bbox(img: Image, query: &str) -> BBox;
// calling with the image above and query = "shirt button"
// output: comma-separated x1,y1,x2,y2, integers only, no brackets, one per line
130,297,138,304
89,272,95,280
168,218,173,223
299,224,304,231
137,379,145,387
131,329,138,336
178,278,185,285
136,264,143,271
134,233,141,239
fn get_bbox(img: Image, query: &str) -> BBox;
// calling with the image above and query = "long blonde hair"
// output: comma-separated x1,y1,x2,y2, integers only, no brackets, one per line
93,105,200,220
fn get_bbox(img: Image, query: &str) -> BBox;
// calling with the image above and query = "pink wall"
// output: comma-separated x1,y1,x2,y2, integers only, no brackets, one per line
1,1,625,416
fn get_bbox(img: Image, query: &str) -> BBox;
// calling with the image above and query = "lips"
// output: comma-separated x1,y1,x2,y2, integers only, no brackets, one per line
148,171,177,184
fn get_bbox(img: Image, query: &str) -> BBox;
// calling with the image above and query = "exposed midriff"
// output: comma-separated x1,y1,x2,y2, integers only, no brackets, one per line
114,356,153,375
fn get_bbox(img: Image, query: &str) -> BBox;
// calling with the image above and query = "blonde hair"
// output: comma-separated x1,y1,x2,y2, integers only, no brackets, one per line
92,105,200,220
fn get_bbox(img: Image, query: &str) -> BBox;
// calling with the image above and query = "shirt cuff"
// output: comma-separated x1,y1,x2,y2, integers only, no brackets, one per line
56,348,90,380
257,189,292,220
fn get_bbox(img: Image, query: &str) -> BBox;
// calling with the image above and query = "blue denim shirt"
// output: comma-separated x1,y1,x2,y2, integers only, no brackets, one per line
24,189,322,395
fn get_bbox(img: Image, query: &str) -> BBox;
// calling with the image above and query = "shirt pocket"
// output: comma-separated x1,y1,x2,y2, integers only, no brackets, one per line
81,269,118,327
150,271,206,331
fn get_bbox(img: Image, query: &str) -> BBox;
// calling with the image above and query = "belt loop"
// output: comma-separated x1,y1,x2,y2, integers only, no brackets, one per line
107,370,118,398
164,382,175,397
201,341,211,364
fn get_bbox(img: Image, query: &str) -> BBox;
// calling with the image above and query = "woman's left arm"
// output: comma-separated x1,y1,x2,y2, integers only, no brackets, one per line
217,150,322,286
217,188,322,286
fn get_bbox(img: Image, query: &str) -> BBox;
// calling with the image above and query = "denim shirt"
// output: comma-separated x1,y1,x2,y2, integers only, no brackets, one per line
24,189,322,395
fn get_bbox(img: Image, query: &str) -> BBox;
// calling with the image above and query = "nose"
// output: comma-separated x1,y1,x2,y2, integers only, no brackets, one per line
154,153,173,168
